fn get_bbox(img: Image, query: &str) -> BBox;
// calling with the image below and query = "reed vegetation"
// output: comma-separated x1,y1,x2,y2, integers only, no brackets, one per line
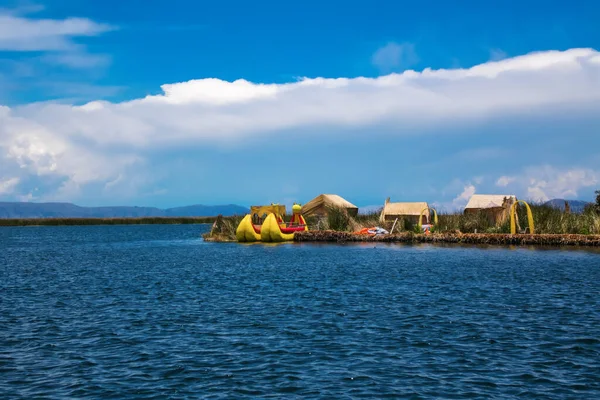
0,216,217,227
309,202,600,236
325,205,352,231
201,200,600,244
271,203,600,235
302,207,382,232
202,215,244,242
435,203,600,235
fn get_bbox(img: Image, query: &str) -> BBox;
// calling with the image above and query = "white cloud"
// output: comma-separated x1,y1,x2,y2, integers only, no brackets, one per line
0,107,139,199
152,78,281,105
489,48,508,61
524,166,598,202
372,42,418,71
18,192,36,202
490,166,598,202
0,13,113,51
0,7,115,101
0,177,20,194
0,3,45,16
14,48,600,147
450,185,476,210
496,176,515,187
41,52,112,69
1,48,600,201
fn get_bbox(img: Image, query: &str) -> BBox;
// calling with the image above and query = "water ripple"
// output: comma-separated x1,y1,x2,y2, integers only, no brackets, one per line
1,225,599,398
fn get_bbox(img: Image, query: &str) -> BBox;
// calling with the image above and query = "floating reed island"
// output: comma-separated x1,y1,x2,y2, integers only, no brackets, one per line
203,192,600,247
294,230,600,247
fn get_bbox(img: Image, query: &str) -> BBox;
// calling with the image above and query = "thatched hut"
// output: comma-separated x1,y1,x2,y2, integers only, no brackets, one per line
464,194,517,225
379,198,429,224
302,194,359,217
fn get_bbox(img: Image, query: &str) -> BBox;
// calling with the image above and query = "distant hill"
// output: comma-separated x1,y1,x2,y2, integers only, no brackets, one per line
358,205,383,215
544,199,591,213
163,204,249,217
0,202,249,219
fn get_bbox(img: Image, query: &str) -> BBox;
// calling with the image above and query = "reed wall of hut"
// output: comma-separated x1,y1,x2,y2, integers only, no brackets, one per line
379,200,430,224
463,194,517,225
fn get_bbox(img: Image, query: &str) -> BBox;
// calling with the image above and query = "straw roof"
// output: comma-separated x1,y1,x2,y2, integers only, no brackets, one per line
465,194,516,210
302,194,358,216
382,201,429,216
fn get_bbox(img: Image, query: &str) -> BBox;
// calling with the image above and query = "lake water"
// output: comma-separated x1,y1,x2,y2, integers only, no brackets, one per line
1,224,599,399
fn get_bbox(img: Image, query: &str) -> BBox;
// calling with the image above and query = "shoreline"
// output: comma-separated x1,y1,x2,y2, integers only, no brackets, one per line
0,217,217,227
294,230,600,247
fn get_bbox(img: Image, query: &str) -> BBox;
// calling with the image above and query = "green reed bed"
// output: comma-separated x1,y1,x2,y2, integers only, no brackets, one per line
435,203,600,235
0,216,218,227
202,215,245,241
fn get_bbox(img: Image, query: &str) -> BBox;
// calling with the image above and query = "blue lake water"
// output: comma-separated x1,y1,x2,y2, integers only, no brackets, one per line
1,224,599,399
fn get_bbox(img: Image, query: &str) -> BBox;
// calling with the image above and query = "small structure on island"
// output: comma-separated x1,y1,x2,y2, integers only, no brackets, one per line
250,203,286,224
464,194,517,225
510,200,535,234
379,198,430,224
302,194,359,218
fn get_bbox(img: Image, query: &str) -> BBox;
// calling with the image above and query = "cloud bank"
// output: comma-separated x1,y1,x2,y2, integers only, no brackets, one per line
1,48,600,205
497,166,599,202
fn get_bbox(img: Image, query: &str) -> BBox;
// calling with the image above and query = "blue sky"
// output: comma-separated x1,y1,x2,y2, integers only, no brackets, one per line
1,0,600,210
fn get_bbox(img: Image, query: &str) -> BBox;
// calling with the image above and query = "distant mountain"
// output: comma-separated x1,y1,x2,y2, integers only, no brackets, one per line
0,202,249,219
163,204,249,217
544,199,591,213
358,205,383,215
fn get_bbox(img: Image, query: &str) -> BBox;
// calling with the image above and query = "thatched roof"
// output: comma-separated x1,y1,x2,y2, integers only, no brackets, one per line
381,201,429,216
465,194,516,210
302,194,358,216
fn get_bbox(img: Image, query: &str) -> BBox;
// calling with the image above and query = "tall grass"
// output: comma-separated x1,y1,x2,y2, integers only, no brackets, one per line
318,207,386,232
350,211,382,232
435,203,600,235
528,203,600,234
437,212,505,234
325,205,352,231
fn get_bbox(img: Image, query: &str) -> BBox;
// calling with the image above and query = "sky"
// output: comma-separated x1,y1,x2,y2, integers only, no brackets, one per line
1,0,600,211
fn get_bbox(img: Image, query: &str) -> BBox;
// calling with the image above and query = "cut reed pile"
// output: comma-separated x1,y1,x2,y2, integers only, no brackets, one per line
202,214,244,242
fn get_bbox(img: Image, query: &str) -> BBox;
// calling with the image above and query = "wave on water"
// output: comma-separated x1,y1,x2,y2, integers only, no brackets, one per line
1,224,599,398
